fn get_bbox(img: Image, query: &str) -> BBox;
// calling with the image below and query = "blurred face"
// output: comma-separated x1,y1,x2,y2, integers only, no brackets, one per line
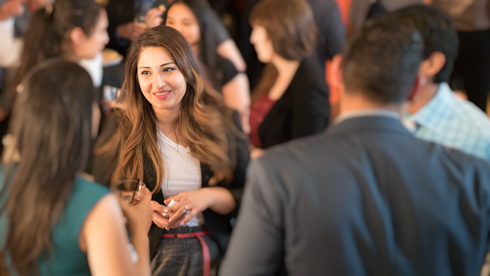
137,47,187,114
250,25,275,63
26,0,54,11
166,3,201,46
73,9,109,60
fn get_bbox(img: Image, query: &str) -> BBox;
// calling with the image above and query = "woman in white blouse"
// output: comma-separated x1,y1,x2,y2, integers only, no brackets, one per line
112,25,248,276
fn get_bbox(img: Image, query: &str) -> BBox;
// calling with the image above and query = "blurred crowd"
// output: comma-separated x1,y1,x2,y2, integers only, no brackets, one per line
1,0,490,275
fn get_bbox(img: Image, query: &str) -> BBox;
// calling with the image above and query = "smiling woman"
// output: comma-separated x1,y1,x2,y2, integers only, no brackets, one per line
111,25,249,276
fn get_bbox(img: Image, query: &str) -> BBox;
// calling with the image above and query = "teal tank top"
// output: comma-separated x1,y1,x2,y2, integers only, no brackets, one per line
0,166,111,276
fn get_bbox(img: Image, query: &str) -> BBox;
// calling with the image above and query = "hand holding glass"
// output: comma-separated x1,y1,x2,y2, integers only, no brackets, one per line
114,180,145,204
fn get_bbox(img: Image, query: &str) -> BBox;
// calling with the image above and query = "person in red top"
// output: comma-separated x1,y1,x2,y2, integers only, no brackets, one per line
248,0,330,159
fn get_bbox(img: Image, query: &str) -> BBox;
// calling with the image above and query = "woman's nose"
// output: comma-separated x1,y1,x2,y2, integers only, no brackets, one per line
153,73,165,88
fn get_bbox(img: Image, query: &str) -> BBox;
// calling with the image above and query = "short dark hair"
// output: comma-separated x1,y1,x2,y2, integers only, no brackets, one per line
390,5,459,84
342,17,424,104
249,0,317,61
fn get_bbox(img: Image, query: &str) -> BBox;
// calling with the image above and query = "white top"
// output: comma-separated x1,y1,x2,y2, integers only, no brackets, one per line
156,128,203,227
0,18,22,68
0,18,103,87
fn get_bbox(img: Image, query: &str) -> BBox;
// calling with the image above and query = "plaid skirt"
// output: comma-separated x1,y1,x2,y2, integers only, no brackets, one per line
151,226,220,276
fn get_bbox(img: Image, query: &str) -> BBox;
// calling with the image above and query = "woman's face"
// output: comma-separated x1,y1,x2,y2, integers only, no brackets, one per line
137,47,187,114
250,25,275,63
73,9,109,60
165,3,201,46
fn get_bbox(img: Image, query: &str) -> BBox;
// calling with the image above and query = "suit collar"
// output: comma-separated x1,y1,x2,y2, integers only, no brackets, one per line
326,115,413,137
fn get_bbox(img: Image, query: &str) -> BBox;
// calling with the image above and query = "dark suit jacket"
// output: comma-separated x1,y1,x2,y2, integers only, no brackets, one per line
221,115,490,276
258,60,330,149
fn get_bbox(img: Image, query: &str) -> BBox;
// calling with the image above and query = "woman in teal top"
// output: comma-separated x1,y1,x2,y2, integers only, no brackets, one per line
0,59,153,276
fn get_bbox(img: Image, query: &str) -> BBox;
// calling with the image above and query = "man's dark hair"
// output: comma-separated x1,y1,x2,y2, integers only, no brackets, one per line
391,5,459,84
342,17,424,104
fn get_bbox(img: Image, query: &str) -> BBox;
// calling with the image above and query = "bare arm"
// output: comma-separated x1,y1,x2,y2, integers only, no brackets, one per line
217,39,246,73
80,192,152,276
221,73,251,134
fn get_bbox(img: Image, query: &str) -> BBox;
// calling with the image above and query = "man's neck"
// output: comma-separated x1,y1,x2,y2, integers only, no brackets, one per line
408,81,439,114
339,92,404,117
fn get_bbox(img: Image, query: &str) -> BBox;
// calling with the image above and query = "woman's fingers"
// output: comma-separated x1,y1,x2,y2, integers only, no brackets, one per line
180,209,198,226
152,211,170,229
167,213,187,228
151,200,166,213
168,205,190,223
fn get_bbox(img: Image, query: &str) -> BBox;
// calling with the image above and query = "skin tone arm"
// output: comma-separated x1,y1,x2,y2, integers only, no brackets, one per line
79,188,153,276
221,73,251,134
217,39,246,72
117,23,146,41
0,0,24,21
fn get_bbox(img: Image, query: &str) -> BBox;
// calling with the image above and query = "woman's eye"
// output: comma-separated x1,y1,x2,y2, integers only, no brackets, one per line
140,71,150,75
163,67,175,72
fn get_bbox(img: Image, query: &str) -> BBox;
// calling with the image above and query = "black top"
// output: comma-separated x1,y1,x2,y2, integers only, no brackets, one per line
258,60,330,149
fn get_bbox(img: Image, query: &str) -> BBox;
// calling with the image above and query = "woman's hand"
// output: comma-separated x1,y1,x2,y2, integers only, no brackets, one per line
145,8,163,29
151,200,186,229
250,148,265,160
164,189,214,226
118,187,153,235
0,0,24,21
117,22,146,40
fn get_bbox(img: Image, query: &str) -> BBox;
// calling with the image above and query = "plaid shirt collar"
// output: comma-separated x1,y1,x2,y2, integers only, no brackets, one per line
406,83,455,132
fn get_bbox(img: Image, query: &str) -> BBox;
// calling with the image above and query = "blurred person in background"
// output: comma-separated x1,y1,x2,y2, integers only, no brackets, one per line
221,17,490,276
430,0,490,112
248,0,330,159
391,5,490,161
240,0,345,90
164,0,251,133
0,59,153,276
106,0,246,73
348,0,424,36
0,0,109,145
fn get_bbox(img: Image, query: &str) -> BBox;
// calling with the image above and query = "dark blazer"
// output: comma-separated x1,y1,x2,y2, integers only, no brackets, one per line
221,115,490,276
258,60,330,149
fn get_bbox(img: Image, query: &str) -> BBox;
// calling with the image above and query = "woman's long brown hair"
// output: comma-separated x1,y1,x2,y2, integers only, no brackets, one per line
0,59,95,275
114,26,232,191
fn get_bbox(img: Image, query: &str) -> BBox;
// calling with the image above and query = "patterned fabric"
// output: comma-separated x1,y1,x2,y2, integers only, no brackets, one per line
151,226,220,276
405,82,490,161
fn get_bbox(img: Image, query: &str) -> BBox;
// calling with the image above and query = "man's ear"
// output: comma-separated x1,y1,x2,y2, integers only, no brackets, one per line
407,75,427,102
331,54,343,90
420,51,446,78
70,26,86,46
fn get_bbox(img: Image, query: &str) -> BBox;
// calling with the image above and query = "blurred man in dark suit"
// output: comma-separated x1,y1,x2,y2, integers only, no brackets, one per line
220,17,490,276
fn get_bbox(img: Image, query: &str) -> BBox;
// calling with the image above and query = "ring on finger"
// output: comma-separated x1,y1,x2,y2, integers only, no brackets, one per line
184,206,190,211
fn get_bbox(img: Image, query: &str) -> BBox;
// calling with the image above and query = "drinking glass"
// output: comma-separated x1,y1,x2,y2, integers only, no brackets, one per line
114,180,145,204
